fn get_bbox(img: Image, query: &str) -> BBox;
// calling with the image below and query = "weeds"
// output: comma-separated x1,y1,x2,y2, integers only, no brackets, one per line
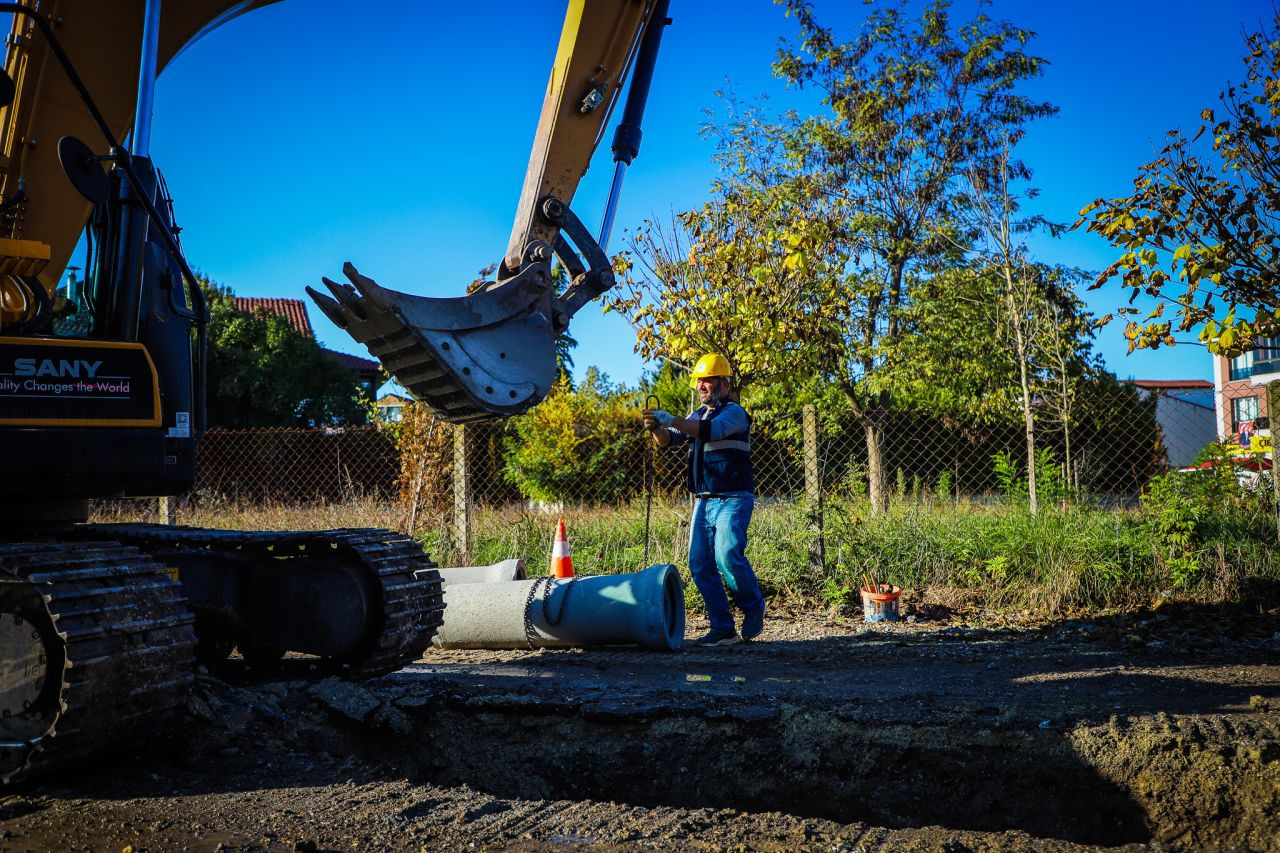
92,480,1277,619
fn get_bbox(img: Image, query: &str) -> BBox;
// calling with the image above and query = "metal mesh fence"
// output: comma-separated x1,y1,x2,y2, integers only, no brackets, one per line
183,387,1234,512
447,391,1201,507
193,426,398,503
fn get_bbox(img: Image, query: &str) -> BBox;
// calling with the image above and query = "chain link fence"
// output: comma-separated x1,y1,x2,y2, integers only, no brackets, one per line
193,426,398,503
183,387,1235,514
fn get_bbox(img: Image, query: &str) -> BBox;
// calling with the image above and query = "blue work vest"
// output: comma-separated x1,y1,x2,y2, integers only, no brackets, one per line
685,400,754,495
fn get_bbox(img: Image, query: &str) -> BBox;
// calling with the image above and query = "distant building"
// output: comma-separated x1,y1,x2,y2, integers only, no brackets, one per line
234,297,382,397
1130,379,1217,469
375,393,412,423
1212,336,1278,454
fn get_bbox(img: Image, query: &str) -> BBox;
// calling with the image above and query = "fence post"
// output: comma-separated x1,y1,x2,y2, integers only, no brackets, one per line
157,496,175,525
803,404,825,575
1268,380,1280,545
453,423,473,560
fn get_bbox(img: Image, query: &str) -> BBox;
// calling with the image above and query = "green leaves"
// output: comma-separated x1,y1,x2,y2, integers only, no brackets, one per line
1083,14,1280,354
201,280,367,428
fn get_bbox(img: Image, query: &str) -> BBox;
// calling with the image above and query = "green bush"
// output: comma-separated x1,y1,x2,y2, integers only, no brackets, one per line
501,369,643,504
1139,440,1276,590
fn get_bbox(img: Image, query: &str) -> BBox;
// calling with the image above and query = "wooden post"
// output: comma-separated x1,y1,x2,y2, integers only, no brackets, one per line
453,423,473,561
1268,380,1280,545
158,496,175,525
803,404,825,575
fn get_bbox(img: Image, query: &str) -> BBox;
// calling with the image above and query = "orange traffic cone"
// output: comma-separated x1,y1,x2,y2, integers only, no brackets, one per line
550,518,575,578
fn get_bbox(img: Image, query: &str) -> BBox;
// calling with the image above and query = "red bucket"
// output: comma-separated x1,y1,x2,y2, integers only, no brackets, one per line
861,585,901,622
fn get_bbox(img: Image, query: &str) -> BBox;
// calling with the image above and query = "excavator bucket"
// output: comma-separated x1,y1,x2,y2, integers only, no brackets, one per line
307,263,559,424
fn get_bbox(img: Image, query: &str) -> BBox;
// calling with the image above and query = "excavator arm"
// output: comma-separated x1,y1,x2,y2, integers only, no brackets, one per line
308,0,670,423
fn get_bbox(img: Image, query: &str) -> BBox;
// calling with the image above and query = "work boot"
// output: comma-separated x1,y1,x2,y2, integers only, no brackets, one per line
695,627,741,647
741,607,765,641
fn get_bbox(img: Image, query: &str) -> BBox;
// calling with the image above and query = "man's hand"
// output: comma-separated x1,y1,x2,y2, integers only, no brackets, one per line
642,408,674,432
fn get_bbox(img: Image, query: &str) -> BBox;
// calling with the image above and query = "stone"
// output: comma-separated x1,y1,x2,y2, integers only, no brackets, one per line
308,677,380,722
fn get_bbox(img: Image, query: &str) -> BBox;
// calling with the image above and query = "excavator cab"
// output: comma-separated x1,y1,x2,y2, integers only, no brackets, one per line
308,0,671,424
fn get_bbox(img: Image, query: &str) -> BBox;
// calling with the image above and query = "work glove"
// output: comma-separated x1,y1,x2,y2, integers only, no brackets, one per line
642,409,674,432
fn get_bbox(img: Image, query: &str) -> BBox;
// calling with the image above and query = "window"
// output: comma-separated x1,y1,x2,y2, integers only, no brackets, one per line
1233,395,1260,430
1230,350,1253,380
1255,336,1280,377
1229,337,1280,380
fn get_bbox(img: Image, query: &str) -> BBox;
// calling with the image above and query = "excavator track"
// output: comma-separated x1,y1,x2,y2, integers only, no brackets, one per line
0,541,196,785
79,525,446,680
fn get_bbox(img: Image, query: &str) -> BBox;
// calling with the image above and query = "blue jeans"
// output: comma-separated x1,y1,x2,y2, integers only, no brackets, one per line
689,494,764,633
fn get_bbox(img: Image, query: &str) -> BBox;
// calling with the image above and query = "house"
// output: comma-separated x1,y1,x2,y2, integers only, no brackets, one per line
1130,379,1217,469
375,393,412,422
1211,336,1278,455
234,297,382,397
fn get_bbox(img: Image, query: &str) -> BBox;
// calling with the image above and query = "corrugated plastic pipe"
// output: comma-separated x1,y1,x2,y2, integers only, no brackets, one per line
431,563,685,651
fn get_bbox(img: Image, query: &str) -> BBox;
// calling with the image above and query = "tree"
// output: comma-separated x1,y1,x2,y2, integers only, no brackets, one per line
1080,14,1280,356
609,93,837,397
961,140,1083,515
640,358,693,417
501,368,641,504
894,260,1099,510
1037,285,1103,493
774,0,1056,512
613,1,1056,513
202,279,366,427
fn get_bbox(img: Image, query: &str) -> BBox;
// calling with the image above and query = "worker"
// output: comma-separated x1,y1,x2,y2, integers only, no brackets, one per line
643,353,765,646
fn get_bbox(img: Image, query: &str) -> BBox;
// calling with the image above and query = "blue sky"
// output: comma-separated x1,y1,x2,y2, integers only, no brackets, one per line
132,0,1271,389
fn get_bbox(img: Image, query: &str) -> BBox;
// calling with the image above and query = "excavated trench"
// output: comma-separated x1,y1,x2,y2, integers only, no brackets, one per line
6,614,1278,851
361,696,1279,848
400,706,1147,844
273,617,1272,853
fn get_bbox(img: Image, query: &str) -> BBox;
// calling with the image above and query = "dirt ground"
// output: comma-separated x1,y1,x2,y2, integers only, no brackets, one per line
2,599,1279,852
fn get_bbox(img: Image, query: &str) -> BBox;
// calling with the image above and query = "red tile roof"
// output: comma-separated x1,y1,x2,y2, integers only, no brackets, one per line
234,296,380,379
234,297,314,338
326,349,380,373
1130,379,1213,390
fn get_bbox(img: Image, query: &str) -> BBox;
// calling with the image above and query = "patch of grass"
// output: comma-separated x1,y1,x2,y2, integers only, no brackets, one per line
91,491,1278,619
90,494,400,531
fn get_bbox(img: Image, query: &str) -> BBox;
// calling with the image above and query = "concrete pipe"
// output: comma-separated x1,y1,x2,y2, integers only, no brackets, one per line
432,563,685,652
429,559,527,587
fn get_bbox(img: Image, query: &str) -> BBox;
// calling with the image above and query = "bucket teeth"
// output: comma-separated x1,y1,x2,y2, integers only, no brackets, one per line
309,262,557,424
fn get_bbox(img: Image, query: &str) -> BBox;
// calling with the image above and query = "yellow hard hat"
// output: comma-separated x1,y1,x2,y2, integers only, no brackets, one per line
689,353,732,388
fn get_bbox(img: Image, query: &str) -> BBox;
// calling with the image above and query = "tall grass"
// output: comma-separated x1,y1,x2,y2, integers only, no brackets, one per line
92,490,1277,616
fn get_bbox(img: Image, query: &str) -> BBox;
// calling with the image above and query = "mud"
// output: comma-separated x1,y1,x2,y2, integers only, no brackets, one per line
0,605,1278,851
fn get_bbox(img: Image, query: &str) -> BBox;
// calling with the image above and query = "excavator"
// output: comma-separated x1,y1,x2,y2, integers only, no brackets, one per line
0,0,668,783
